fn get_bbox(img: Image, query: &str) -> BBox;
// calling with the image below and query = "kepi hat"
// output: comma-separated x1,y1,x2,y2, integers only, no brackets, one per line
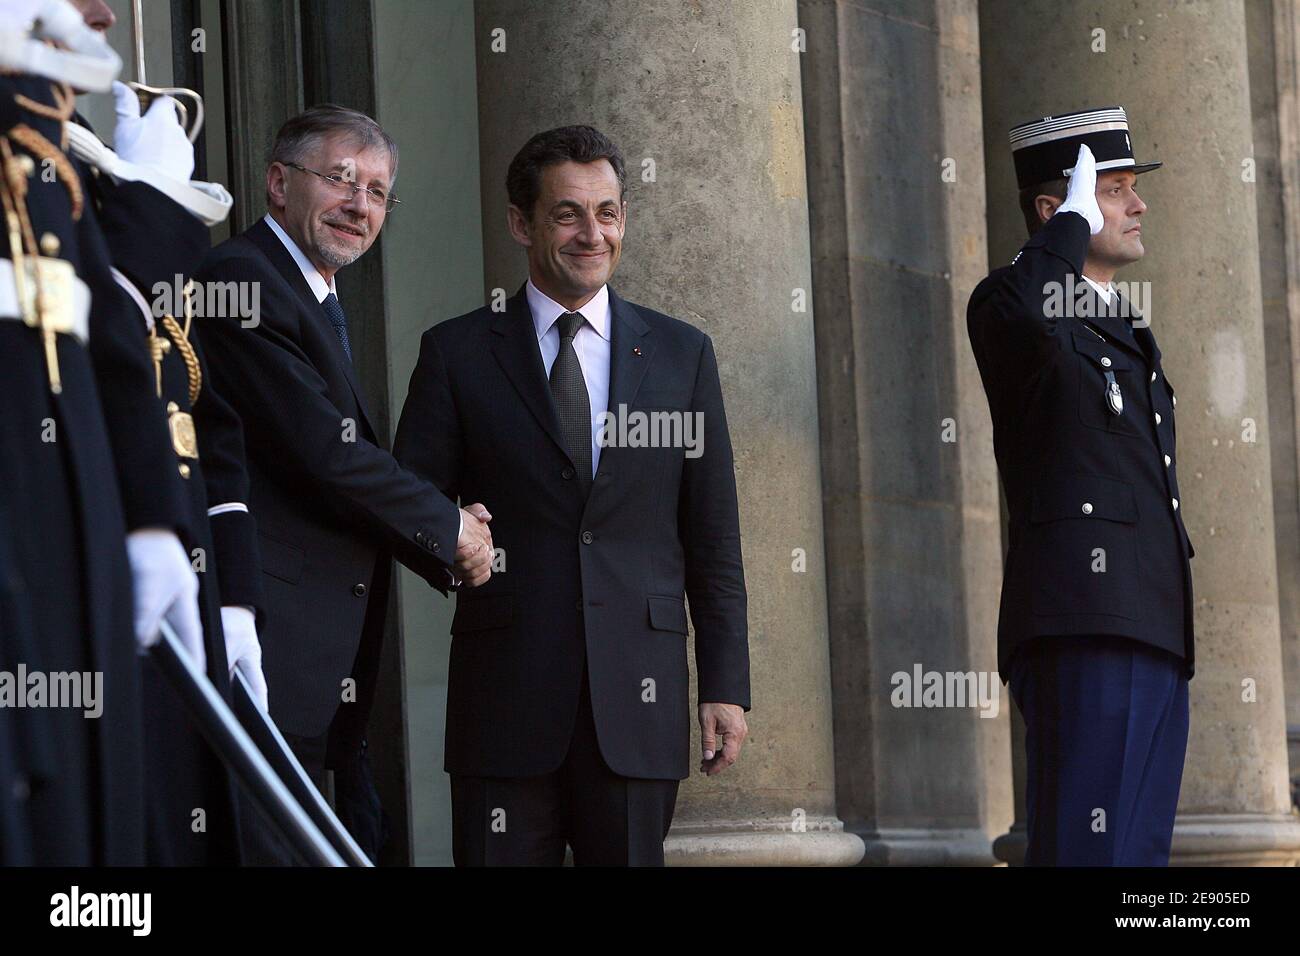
1009,106,1160,190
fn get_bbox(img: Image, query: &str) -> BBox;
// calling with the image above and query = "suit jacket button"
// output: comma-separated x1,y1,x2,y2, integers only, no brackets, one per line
581,531,594,544
562,467,575,480
353,583,367,596
1165,454,1172,467
1151,370,1157,383
1100,356,1112,367
1172,497,1179,511
1155,412,1162,424
415,531,425,545
1081,502,1094,515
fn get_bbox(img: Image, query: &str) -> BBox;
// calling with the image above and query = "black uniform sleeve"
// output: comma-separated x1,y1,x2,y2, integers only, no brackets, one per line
73,171,193,539
983,211,1090,343
191,332,266,616
85,157,267,617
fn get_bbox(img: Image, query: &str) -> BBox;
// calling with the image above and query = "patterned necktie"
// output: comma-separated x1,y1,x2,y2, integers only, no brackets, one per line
322,292,353,362
549,311,593,490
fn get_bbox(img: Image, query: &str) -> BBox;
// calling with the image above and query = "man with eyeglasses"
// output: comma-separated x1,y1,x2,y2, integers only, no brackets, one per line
195,105,495,863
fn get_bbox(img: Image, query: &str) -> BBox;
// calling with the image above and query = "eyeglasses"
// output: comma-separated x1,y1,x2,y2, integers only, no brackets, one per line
285,162,401,211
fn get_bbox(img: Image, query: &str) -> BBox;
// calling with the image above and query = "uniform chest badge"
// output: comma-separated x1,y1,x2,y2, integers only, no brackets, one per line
1104,370,1124,415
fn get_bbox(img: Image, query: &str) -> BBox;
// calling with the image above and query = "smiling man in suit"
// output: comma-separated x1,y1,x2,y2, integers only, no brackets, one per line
195,105,494,861
394,125,751,866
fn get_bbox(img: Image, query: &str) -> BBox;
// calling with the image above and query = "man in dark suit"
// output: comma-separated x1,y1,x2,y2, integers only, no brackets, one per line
967,107,1194,865
195,105,494,861
394,125,751,866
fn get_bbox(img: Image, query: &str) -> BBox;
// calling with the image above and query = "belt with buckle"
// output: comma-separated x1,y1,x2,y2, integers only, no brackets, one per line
0,255,90,344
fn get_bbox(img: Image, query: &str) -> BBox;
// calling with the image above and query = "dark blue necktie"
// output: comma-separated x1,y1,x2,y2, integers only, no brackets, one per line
322,292,353,362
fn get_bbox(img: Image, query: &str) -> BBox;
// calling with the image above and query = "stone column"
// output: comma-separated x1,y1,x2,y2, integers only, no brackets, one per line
1246,0,1300,815
472,0,861,864
979,0,1300,865
797,0,1013,864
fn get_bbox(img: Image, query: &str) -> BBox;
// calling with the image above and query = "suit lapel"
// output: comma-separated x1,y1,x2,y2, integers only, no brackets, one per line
604,285,652,429
245,219,375,435
592,282,650,478
491,285,572,465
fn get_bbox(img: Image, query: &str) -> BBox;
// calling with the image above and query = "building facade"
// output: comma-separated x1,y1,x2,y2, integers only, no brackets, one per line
91,0,1300,865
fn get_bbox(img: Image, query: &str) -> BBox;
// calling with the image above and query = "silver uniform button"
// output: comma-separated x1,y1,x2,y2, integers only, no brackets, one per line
1172,394,1177,407
1172,497,1179,511
1151,371,1157,382
1082,502,1094,515
1164,454,1172,466
1155,412,1162,424
1100,356,1112,368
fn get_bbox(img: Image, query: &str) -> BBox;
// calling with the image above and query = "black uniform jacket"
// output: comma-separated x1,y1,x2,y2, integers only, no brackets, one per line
967,211,1195,680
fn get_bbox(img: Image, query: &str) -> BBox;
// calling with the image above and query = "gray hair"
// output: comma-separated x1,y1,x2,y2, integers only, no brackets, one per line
268,104,399,185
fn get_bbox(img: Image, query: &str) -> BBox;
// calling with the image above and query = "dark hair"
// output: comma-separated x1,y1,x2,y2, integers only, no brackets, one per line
269,104,398,182
506,125,626,220
1019,177,1068,236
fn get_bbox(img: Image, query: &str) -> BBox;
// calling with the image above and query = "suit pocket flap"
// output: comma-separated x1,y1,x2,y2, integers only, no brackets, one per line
1071,330,1134,370
1031,475,1138,524
647,595,688,634
451,594,514,633
259,533,304,585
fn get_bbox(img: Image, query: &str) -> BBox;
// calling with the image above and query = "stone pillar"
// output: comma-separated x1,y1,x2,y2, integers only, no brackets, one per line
798,0,1013,864
1246,0,1300,814
472,0,861,864
979,0,1300,865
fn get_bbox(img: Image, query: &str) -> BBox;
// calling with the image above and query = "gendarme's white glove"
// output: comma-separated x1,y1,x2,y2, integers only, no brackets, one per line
112,81,195,183
0,0,121,91
0,0,50,26
126,528,205,670
221,605,268,713
1056,143,1104,235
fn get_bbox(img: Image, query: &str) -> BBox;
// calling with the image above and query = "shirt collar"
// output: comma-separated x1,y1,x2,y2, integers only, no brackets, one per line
263,213,338,303
526,278,611,342
1081,274,1115,305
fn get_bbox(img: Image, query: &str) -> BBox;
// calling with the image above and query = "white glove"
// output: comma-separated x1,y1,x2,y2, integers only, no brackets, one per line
112,81,195,183
0,0,121,90
221,605,268,713
1056,143,1103,235
126,528,205,670
0,0,49,26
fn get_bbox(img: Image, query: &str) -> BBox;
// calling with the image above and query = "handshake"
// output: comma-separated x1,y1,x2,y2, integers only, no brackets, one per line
454,503,495,587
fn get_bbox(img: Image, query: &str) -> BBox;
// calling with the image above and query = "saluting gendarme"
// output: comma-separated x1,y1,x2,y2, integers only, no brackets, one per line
966,106,1195,866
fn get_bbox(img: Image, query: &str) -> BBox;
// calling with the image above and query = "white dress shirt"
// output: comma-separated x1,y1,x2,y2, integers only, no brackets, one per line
263,213,337,303
1082,274,1115,305
527,278,611,478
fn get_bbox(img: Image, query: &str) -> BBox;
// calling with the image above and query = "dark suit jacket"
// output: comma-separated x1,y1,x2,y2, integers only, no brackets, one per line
393,284,750,780
966,211,1195,679
195,218,460,755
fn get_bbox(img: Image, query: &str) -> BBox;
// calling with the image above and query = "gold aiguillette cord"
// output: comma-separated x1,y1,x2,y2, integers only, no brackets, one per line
0,136,60,393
